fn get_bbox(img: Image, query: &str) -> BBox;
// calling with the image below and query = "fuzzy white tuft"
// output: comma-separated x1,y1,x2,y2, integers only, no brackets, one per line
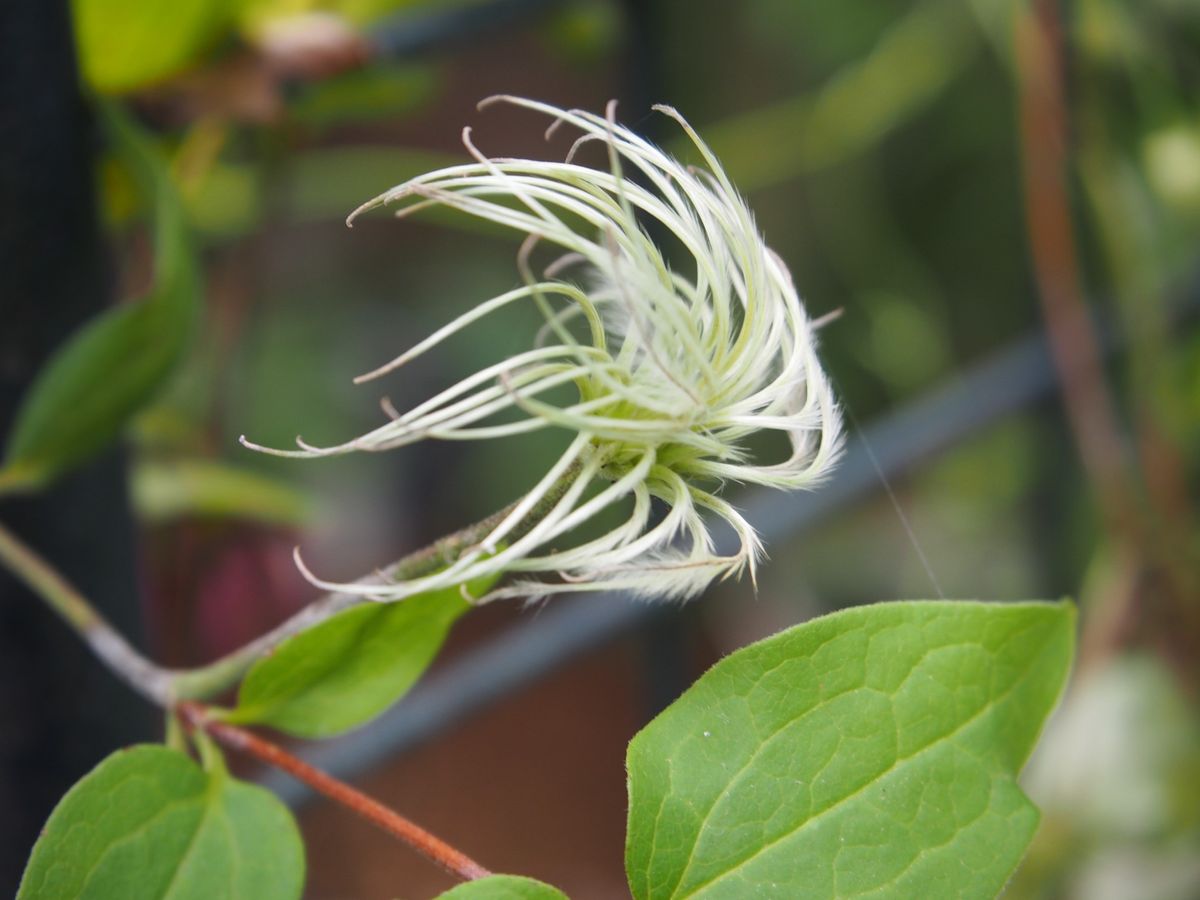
246,97,842,603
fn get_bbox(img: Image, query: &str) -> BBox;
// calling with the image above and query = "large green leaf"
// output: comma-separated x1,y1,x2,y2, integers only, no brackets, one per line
625,600,1076,899
436,875,570,899
18,745,304,900
228,576,496,737
1,104,199,493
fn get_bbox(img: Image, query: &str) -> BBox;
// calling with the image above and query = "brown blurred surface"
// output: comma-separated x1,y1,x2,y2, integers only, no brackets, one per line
300,626,651,899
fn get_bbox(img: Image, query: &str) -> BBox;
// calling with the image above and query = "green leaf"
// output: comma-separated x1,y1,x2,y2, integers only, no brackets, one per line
131,459,313,525
228,576,496,738
19,744,304,900
435,875,570,899
73,0,236,94
625,600,1076,899
2,104,199,493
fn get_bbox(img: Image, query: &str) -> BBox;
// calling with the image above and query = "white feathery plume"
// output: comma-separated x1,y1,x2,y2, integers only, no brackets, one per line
244,96,843,603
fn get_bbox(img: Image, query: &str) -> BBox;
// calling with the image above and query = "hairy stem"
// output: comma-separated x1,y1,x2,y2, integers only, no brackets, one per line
172,467,576,699
178,702,492,881
0,521,174,704
0,465,578,703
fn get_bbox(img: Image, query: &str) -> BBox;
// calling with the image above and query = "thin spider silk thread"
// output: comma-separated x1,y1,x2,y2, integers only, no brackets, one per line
837,376,946,600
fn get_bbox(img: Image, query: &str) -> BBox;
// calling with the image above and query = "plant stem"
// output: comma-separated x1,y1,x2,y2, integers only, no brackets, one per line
1013,1,1200,672
177,702,492,882
169,500,521,700
1014,0,1142,543
1,464,579,702
0,520,174,704
172,466,577,699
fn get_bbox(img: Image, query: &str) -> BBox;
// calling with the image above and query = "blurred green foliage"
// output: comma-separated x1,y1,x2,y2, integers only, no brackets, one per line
287,62,437,128
131,459,313,524
72,0,477,93
73,0,238,93
1,104,199,492
27,0,1200,893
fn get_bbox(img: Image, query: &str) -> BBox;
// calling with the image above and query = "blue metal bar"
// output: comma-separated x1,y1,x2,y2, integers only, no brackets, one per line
369,0,569,58
259,326,1067,804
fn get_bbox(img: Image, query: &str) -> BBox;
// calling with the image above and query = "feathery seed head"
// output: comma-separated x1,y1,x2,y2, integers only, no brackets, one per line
244,96,842,603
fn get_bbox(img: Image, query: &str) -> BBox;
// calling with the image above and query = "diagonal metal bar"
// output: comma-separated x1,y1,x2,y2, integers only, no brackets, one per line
259,323,1072,805
255,253,1200,807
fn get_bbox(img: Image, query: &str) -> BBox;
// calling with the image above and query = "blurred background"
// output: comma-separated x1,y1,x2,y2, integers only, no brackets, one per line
1,0,1197,897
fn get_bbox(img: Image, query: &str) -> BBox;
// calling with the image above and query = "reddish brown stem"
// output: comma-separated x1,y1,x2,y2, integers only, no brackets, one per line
1012,2,1200,679
177,702,492,882
1014,0,1141,543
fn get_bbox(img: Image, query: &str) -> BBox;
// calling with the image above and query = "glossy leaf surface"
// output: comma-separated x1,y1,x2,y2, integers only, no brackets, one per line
230,576,495,737
625,600,1075,899
19,745,304,899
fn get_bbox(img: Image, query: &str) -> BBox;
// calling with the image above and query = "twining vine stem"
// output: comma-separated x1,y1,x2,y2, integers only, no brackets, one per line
0,467,575,704
0,521,177,704
177,702,492,882
0,478,580,882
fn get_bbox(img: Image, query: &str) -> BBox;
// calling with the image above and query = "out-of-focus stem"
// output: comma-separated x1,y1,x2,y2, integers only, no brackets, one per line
1013,1,1200,677
1014,0,1141,542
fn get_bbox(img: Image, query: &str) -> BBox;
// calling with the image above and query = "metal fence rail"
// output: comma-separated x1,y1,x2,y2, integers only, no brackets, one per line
370,0,568,58
261,320,1080,804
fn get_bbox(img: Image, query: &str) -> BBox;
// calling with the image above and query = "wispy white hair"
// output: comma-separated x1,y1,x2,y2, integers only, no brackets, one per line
244,96,842,603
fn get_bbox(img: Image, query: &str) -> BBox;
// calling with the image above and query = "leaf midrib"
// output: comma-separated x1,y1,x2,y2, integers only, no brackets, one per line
667,636,946,894
672,631,1046,898
72,792,201,897
158,774,222,899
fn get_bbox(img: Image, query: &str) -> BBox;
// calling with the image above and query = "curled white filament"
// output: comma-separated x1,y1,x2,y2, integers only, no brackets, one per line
245,96,842,603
